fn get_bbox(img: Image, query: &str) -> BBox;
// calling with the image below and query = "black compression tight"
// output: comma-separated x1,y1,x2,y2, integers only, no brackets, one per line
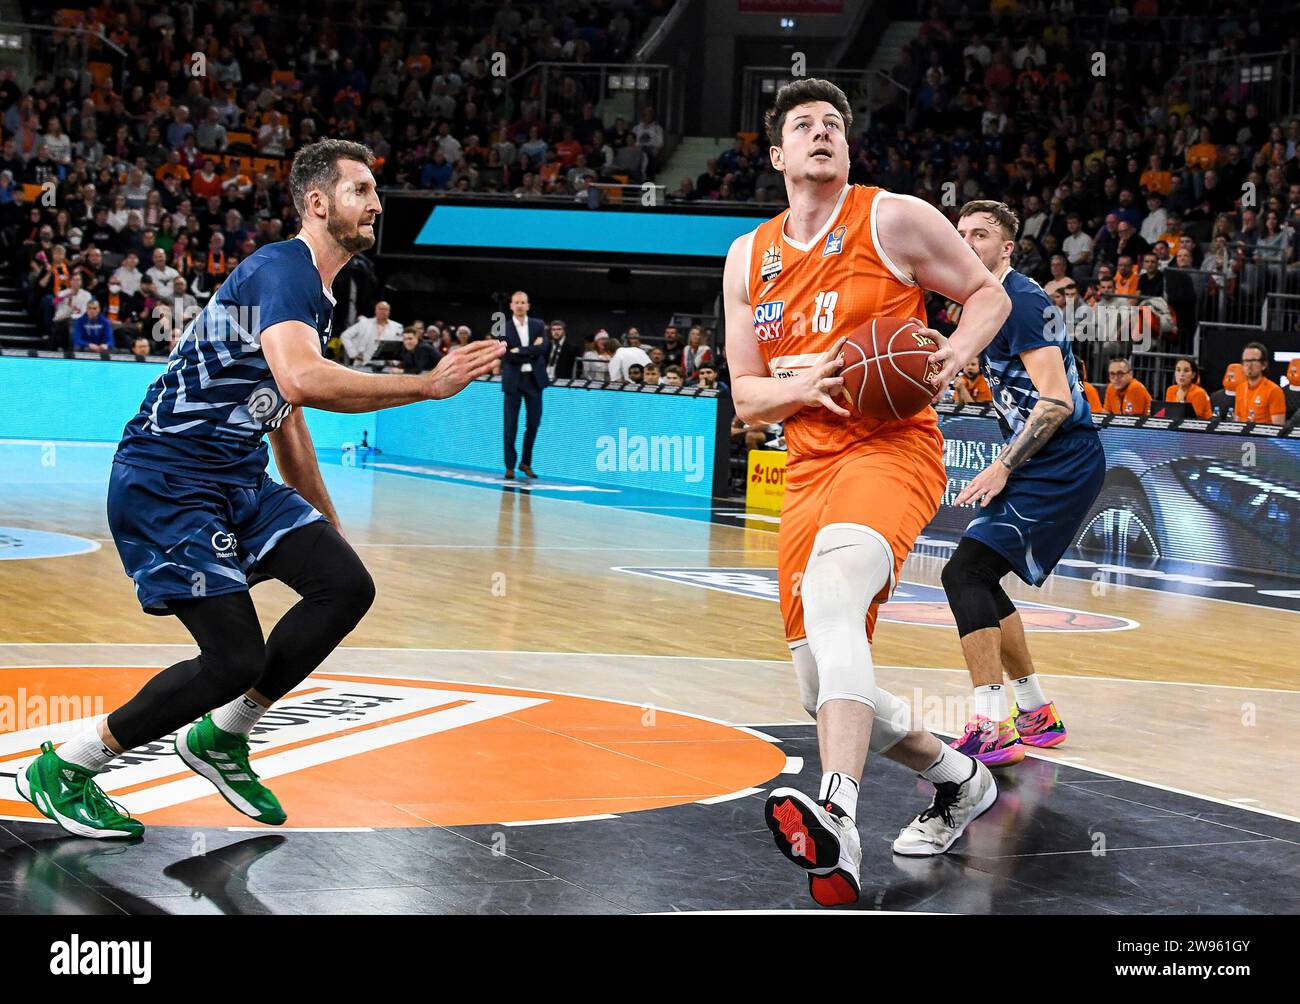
106,522,375,750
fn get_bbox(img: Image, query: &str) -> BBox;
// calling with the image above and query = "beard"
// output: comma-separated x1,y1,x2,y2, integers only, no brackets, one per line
326,199,376,253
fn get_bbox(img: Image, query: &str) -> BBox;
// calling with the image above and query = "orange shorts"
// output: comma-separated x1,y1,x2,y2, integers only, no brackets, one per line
777,424,947,645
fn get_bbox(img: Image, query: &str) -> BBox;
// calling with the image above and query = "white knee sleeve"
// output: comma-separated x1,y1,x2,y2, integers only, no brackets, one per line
800,523,893,713
869,686,912,754
791,641,913,753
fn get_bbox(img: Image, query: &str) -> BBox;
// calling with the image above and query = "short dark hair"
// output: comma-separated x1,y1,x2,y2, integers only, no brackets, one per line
1242,340,1269,363
288,139,375,216
764,78,853,148
958,199,1021,241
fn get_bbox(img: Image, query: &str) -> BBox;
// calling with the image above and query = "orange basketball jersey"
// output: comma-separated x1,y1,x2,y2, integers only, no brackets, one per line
743,184,939,464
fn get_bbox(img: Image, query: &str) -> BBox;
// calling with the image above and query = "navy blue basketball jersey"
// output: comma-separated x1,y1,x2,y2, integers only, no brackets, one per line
981,269,1094,445
115,237,335,485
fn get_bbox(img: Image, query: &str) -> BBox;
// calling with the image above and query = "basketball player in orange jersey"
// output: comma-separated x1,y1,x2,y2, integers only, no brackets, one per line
725,80,1012,906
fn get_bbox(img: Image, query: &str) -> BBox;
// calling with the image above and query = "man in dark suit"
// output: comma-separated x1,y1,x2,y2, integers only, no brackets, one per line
501,289,548,478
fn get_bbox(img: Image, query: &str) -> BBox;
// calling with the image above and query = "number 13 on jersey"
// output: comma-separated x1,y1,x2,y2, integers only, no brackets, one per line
811,290,838,333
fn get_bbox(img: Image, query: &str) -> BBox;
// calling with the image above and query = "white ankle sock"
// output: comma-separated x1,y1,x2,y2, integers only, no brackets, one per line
210,695,269,736
819,771,859,821
973,683,1008,722
922,744,976,786
58,727,117,773
1010,674,1048,711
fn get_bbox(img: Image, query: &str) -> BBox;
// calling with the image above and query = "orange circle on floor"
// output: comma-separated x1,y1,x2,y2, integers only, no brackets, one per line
0,667,786,829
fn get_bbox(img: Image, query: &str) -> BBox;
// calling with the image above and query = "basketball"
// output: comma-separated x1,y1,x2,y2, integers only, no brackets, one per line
838,317,942,420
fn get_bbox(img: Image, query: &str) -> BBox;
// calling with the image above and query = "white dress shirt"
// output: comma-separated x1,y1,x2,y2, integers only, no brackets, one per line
342,315,404,365
606,345,651,382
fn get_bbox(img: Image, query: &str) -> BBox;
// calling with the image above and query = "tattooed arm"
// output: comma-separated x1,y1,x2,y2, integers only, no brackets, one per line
998,346,1073,470
954,345,1073,507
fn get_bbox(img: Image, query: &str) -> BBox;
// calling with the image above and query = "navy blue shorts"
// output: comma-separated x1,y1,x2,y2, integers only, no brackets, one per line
107,461,325,614
963,428,1106,587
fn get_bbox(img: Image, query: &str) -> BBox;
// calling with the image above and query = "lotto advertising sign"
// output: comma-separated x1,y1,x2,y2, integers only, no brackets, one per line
746,449,788,510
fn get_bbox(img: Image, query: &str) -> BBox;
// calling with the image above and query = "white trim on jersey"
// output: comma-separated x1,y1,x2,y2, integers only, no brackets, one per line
741,227,757,305
767,352,826,376
870,192,917,286
780,183,852,252
294,233,338,306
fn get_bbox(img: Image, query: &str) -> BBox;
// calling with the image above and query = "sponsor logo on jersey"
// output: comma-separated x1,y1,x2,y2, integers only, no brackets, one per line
753,300,785,342
760,241,783,281
823,225,847,257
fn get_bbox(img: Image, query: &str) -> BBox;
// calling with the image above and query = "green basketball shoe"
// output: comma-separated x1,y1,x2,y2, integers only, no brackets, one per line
16,742,144,840
175,714,286,825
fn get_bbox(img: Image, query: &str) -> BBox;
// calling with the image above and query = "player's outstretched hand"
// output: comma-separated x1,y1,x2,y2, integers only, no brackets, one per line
424,339,506,400
794,336,850,417
924,329,958,402
953,458,1010,507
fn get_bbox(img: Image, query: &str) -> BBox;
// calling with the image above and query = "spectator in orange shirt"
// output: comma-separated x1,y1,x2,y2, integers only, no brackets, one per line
190,158,224,200
1114,255,1140,296
1139,153,1172,195
953,359,993,403
553,127,583,169
1166,357,1213,418
1077,356,1103,412
1234,342,1287,424
1186,126,1218,172
155,149,191,185
1104,358,1152,415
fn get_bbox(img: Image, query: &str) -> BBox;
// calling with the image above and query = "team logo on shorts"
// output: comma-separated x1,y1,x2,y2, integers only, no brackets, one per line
760,241,783,281
211,531,237,558
823,225,847,257
753,301,785,342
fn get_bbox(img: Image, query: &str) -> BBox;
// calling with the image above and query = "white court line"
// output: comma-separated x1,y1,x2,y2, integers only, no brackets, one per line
781,756,804,774
5,649,1297,695
609,566,1141,634
227,826,375,833
695,787,763,805
1008,747,1300,824
872,663,1300,697
981,838,1277,859
733,726,781,743
499,813,619,827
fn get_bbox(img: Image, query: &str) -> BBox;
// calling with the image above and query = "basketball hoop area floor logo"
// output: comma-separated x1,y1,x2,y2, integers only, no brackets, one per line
0,668,786,829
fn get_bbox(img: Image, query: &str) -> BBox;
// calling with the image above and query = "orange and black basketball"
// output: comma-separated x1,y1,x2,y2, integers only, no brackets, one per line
838,316,941,421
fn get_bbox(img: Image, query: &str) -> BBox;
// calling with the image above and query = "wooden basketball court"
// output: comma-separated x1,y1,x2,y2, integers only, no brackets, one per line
1,441,1297,913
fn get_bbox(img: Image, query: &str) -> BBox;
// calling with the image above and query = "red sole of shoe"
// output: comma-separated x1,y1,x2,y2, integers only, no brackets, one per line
764,795,842,871
809,870,859,907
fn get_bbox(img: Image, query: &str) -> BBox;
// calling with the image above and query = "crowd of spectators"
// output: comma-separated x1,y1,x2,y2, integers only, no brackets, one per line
2,0,667,350
839,2,1300,357
336,304,725,390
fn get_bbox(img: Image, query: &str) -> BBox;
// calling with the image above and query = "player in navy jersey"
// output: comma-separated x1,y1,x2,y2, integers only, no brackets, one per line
16,140,505,839
936,200,1106,773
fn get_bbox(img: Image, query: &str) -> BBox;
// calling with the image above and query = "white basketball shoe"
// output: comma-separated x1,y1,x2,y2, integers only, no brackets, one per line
892,758,998,857
764,787,862,906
